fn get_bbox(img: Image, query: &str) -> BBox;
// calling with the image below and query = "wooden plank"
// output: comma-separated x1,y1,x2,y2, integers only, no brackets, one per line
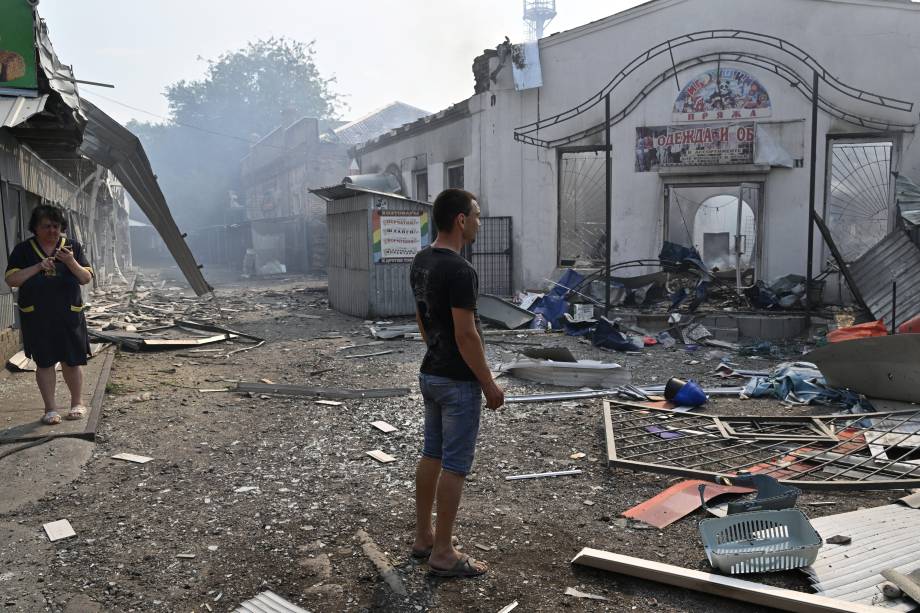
371,421,397,433
366,450,396,464
881,569,920,605
603,400,617,464
43,519,76,542
111,453,153,464
571,548,882,613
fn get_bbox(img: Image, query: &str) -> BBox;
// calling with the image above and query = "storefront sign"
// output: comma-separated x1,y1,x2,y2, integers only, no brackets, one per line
372,209,431,263
635,123,755,172
673,67,771,123
0,0,38,92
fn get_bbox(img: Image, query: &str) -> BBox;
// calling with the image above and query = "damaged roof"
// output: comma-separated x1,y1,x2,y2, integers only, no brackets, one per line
328,101,430,146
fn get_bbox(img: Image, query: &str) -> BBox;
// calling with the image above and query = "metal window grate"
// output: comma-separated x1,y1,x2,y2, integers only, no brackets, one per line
559,151,607,266
463,216,513,297
603,400,920,490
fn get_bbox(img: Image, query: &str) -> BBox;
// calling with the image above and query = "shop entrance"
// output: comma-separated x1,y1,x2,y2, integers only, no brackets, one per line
664,182,763,287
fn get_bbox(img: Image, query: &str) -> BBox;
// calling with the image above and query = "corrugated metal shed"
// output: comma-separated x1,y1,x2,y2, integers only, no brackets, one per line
0,95,47,128
849,229,920,327
233,590,310,613
804,503,920,611
313,184,431,318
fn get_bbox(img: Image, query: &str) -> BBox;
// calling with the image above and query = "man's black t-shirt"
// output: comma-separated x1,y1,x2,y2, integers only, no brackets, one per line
410,246,481,381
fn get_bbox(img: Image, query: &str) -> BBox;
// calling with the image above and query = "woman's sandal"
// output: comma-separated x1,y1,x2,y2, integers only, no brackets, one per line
65,405,87,421
41,411,62,425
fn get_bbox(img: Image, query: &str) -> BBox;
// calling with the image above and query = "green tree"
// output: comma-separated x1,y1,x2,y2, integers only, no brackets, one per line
130,38,342,230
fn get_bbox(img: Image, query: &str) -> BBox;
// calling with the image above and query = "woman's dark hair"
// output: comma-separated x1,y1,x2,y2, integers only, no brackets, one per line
432,189,477,232
28,204,68,234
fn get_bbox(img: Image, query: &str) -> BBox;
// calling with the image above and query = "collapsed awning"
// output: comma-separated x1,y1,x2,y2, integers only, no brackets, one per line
0,95,48,128
78,99,212,295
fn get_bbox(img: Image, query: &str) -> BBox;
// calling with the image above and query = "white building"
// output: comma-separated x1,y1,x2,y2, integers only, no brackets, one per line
353,0,920,299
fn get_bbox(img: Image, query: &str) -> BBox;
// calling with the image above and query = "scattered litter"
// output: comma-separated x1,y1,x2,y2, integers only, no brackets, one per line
369,324,417,340
505,469,581,481
43,519,76,542
234,486,260,493
702,510,821,573
259,378,275,384
684,323,713,343
497,601,519,613
712,474,800,515
232,590,310,613
569,452,586,460
176,553,196,559
366,450,396,464
111,453,153,464
315,400,344,406
882,582,904,600
356,529,407,596
564,586,609,601
474,543,493,552
826,535,852,545
663,378,707,407
336,341,385,351
370,421,397,433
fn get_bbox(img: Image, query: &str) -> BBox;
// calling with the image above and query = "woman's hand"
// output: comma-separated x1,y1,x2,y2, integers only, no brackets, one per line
39,258,55,272
55,247,76,266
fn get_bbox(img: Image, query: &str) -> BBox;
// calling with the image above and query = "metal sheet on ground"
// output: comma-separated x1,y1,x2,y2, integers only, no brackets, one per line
0,347,115,444
233,590,310,613
622,479,754,529
806,335,920,403
804,504,920,610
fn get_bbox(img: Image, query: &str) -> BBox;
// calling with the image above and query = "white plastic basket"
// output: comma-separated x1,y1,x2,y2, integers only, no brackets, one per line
699,509,822,574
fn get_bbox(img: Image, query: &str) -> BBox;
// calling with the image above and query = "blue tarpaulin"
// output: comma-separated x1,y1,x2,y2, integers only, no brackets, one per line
742,362,873,412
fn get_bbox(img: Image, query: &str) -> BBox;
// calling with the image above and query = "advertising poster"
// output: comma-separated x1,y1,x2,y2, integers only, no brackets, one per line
672,67,771,123
635,122,755,172
0,0,37,91
372,209,431,263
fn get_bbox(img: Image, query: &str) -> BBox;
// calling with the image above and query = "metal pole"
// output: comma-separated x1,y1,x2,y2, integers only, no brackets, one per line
604,93,612,314
892,280,897,335
806,70,819,326
735,184,743,295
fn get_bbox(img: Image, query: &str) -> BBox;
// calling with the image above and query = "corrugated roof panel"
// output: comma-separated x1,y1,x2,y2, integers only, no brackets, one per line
0,95,47,128
331,101,430,146
849,230,920,327
804,504,920,610
233,590,311,613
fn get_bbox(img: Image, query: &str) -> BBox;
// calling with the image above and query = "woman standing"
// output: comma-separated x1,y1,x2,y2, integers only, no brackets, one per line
4,205,94,425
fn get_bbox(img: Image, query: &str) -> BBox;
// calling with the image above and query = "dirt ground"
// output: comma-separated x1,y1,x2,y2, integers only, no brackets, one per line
1,270,904,613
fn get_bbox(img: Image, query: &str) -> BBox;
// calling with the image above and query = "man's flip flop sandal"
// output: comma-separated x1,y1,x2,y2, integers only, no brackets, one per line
66,405,87,420
428,555,488,578
42,411,62,425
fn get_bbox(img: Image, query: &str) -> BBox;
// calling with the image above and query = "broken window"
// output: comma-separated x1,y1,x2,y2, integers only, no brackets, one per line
825,140,894,261
414,171,428,202
558,150,607,266
446,161,464,189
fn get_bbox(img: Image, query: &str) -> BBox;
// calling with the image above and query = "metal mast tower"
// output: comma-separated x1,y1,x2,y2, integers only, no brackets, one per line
523,0,557,41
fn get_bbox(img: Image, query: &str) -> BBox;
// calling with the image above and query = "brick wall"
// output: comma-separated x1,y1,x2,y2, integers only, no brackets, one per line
0,327,22,364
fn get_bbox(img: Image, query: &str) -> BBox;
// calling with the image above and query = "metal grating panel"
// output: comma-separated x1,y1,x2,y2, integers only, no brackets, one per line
849,230,920,327
463,216,513,296
0,292,14,329
804,504,920,610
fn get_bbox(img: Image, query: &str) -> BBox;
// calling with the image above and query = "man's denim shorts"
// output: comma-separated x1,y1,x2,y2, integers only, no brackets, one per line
419,373,482,476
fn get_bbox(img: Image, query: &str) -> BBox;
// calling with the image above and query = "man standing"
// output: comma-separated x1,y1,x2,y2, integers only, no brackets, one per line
409,188,504,578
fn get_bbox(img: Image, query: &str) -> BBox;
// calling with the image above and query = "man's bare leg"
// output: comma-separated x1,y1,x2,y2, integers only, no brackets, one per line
35,366,57,412
413,456,441,552
428,469,486,572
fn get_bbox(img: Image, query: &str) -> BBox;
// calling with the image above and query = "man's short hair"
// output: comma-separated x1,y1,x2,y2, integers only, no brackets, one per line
432,189,477,233
29,204,68,234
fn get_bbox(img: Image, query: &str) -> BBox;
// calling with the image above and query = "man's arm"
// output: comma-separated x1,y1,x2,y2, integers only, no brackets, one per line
415,309,428,345
452,307,504,409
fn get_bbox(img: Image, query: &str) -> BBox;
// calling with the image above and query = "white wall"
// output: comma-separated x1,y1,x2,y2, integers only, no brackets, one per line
357,0,920,291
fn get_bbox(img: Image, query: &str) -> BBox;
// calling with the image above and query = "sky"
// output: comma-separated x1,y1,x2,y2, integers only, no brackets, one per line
37,0,645,126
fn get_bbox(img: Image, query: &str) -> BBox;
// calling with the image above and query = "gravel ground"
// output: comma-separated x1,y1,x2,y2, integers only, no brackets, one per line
3,272,902,613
